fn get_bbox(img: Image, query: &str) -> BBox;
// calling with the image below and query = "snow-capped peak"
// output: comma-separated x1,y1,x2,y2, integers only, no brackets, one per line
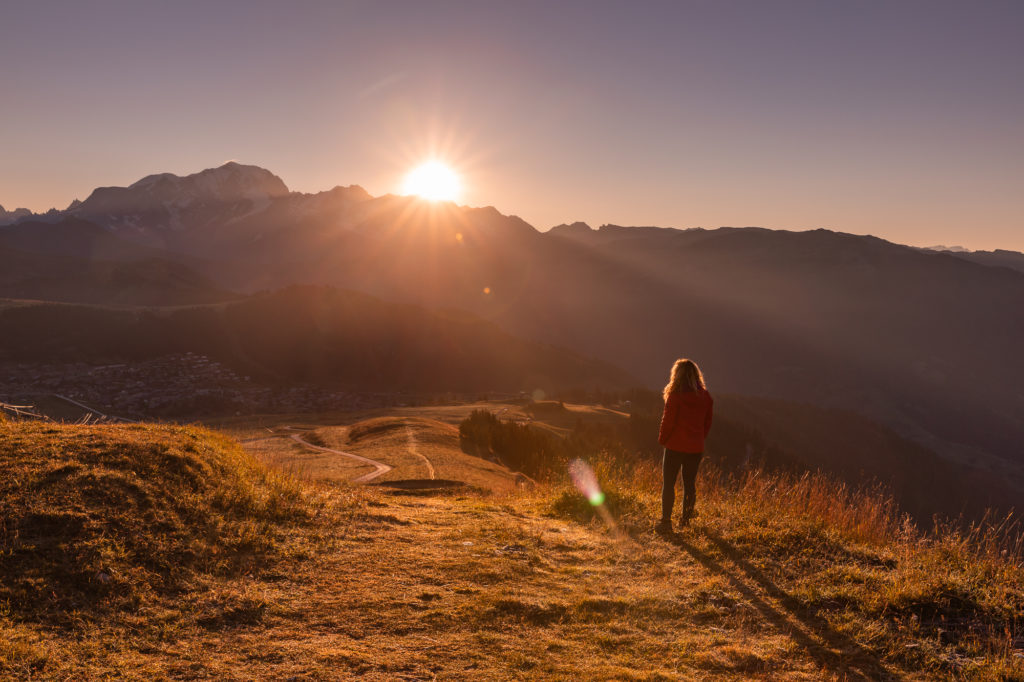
128,162,290,203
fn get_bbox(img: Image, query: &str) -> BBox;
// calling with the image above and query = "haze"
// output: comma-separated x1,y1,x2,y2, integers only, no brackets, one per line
1,0,1022,251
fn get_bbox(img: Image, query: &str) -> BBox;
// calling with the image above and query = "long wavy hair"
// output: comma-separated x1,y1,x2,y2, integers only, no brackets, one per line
663,358,706,401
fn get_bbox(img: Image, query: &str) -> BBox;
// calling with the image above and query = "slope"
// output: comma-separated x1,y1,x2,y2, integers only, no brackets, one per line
0,285,635,392
708,395,1024,523
1,418,1020,679
230,416,521,492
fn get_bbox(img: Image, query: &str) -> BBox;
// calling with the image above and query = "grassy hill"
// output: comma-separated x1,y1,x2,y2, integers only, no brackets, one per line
0,217,234,305
228,415,521,492
1,416,1021,679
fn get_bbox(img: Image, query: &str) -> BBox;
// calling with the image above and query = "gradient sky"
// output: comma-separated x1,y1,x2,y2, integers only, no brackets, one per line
2,0,1022,250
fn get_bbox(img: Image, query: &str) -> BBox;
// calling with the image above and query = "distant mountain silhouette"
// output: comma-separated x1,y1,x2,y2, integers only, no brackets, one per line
4,163,1022,509
921,244,971,253
5,162,371,255
0,204,32,224
918,245,1024,274
939,248,1024,274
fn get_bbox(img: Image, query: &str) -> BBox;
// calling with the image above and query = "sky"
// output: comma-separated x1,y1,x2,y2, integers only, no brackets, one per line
1,0,1022,251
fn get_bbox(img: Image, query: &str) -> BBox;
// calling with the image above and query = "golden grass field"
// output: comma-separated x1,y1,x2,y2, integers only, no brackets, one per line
1,409,1022,680
215,401,534,490
213,400,623,490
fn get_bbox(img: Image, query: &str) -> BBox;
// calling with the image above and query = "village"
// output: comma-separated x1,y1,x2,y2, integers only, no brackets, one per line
0,352,373,420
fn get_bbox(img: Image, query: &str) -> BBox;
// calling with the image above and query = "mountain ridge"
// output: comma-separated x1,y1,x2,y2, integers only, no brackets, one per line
7,162,1022,264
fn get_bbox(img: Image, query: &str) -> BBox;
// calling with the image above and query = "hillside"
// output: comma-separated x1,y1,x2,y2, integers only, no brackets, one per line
707,395,1024,523
0,218,230,305
1,417,1021,679
0,247,232,306
228,415,521,492
0,286,634,393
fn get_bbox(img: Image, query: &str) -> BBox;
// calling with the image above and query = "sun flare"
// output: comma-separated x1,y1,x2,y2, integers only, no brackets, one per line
401,161,461,201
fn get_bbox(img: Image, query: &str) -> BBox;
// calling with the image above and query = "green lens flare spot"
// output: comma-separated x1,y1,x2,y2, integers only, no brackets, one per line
589,491,605,506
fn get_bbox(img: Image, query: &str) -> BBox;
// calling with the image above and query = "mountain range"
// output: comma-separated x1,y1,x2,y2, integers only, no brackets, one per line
2,162,1022,514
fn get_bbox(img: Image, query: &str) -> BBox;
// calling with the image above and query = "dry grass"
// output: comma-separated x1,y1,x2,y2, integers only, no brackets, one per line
343,416,519,490
541,458,1024,680
1,418,1021,680
524,401,631,435
226,414,522,491
243,429,378,481
0,419,337,678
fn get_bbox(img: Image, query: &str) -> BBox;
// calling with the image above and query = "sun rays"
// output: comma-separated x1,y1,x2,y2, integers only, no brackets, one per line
401,161,461,201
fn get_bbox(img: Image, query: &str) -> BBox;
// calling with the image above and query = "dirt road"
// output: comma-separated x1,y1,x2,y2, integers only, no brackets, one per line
288,432,393,483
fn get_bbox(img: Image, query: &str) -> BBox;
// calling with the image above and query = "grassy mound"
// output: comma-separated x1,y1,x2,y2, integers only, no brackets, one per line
343,416,519,491
349,415,465,448
0,421,307,625
347,416,411,442
525,400,568,417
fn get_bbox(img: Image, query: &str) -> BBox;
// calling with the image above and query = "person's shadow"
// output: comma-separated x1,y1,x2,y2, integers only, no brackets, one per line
668,528,900,681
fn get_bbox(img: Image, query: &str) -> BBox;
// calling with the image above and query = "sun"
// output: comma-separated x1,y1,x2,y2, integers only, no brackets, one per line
401,161,461,201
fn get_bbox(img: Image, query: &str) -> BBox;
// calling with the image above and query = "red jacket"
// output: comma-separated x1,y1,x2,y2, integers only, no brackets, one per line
658,389,713,454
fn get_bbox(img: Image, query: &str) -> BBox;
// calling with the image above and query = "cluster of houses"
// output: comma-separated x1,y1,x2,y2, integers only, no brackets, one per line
1,352,371,419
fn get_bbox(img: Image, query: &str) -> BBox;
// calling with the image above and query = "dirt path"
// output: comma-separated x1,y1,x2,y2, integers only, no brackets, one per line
289,432,393,483
404,424,435,479
205,490,894,679
241,424,438,485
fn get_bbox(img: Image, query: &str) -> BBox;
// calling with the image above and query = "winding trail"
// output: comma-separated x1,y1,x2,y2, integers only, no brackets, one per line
289,432,393,483
404,424,436,479
243,423,437,485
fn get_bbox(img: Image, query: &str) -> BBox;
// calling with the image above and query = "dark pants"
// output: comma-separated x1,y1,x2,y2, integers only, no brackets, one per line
662,448,702,522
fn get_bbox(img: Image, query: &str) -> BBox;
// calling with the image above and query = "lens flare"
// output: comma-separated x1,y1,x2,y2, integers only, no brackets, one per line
569,458,605,506
567,459,632,544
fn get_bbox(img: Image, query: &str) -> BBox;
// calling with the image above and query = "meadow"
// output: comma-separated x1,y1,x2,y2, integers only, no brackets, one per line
1,409,1022,680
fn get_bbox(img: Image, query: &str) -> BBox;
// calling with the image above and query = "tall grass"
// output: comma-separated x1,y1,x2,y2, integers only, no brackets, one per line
540,448,1023,676
536,432,1023,566
715,468,907,546
194,426,308,522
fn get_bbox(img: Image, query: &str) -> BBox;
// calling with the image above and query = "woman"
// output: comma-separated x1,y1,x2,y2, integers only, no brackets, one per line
656,358,713,533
